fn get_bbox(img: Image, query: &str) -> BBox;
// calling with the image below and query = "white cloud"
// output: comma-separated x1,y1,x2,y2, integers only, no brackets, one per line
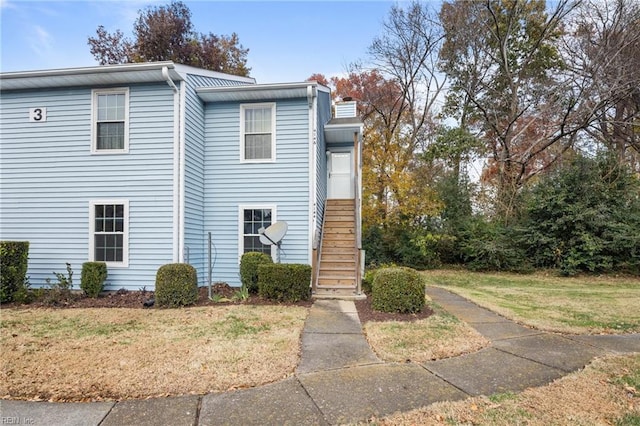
1,0,14,9
28,25,53,57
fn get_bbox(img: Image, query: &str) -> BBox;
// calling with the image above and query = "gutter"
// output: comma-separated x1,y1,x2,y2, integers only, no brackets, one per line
163,66,182,263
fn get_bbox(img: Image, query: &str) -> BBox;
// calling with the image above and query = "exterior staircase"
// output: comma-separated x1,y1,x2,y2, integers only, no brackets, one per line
314,199,364,299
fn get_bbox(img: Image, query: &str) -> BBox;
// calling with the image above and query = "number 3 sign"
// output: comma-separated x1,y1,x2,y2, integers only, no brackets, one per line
29,107,47,122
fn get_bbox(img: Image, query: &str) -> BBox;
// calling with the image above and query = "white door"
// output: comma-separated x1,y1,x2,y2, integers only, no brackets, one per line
328,151,353,198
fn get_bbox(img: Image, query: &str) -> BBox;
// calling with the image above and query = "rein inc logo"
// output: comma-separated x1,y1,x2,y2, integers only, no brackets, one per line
1,418,34,425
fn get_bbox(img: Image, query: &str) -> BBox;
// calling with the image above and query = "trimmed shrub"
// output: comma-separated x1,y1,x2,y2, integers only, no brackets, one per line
361,268,378,295
257,263,311,302
240,252,273,293
0,241,29,303
80,262,107,298
155,263,198,307
371,267,425,314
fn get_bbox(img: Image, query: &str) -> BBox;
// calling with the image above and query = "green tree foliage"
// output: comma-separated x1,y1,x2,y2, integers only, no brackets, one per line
88,1,249,76
520,154,640,275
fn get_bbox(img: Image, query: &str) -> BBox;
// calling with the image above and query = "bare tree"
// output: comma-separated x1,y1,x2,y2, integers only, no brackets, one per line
565,0,640,168
439,0,581,221
368,1,447,154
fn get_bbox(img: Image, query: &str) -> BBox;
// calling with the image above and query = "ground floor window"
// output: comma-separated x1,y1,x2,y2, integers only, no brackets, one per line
240,205,275,257
90,200,128,266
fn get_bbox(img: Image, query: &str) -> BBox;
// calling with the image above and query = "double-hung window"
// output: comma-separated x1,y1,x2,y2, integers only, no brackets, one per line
240,206,275,258
90,200,129,267
240,103,275,162
92,88,129,153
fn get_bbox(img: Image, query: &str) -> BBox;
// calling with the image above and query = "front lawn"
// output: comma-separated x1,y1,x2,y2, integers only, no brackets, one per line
423,269,640,334
0,305,307,401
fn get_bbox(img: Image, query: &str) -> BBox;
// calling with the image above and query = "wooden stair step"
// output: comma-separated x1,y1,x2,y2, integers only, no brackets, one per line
318,277,356,286
322,240,355,248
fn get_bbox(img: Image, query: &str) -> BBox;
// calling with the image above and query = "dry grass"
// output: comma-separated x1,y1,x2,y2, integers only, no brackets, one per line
365,354,640,425
363,304,489,362
423,270,640,334
0,305,307,402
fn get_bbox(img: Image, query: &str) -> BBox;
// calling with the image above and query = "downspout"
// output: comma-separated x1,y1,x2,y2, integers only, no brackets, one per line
178,80,187,263
163,66,181,263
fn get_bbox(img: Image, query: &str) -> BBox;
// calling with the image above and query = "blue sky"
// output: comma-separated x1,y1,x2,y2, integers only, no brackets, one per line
0,0,400,83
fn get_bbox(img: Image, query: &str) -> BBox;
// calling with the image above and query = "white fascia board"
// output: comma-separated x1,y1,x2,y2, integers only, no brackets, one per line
0,62,183,91
196,82,330,103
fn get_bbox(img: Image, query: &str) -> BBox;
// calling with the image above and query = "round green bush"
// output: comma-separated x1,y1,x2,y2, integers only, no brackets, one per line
371,267,425,313
155,263,198,307
80,262,107,298
239,252,273,293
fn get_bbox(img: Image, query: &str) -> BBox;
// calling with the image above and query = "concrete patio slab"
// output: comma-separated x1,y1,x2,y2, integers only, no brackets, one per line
101,395,199,426
199,378,327,426
424,347,565,396
297,363,468,425
312,299,358,313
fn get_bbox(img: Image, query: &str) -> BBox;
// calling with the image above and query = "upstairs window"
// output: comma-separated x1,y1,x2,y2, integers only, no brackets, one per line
92,88,129,153
240,103,275,162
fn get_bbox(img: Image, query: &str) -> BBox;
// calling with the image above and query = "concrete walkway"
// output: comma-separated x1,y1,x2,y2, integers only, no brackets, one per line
2,288,638,425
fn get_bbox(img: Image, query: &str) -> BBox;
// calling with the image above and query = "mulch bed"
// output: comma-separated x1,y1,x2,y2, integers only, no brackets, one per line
5,284,432,323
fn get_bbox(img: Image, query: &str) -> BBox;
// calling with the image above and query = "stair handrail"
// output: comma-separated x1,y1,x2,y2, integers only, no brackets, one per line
313,199,328,293
354,131,363,295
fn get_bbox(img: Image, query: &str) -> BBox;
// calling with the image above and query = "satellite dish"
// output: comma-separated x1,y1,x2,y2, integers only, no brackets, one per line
259,221,288,246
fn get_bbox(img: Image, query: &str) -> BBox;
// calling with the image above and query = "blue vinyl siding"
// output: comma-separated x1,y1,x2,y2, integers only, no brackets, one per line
315,90,331,231
183,76,207,285
203,99,311,286
0,84,175,290
182,73,253,286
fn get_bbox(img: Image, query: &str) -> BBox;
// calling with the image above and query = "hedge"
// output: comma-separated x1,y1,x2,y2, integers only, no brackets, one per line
0,241,29,303
257,263,311,302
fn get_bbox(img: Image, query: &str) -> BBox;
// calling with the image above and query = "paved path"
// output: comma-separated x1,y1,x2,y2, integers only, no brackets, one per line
2,288,638,425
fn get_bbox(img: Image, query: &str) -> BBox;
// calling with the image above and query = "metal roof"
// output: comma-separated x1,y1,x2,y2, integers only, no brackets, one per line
196,82,330,103
0,62,255,91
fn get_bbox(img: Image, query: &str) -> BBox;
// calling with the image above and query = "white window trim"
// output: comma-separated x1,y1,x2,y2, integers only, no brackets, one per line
89,199,129,268
239,102,276,163
238,204,277,262
91,88,130,154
